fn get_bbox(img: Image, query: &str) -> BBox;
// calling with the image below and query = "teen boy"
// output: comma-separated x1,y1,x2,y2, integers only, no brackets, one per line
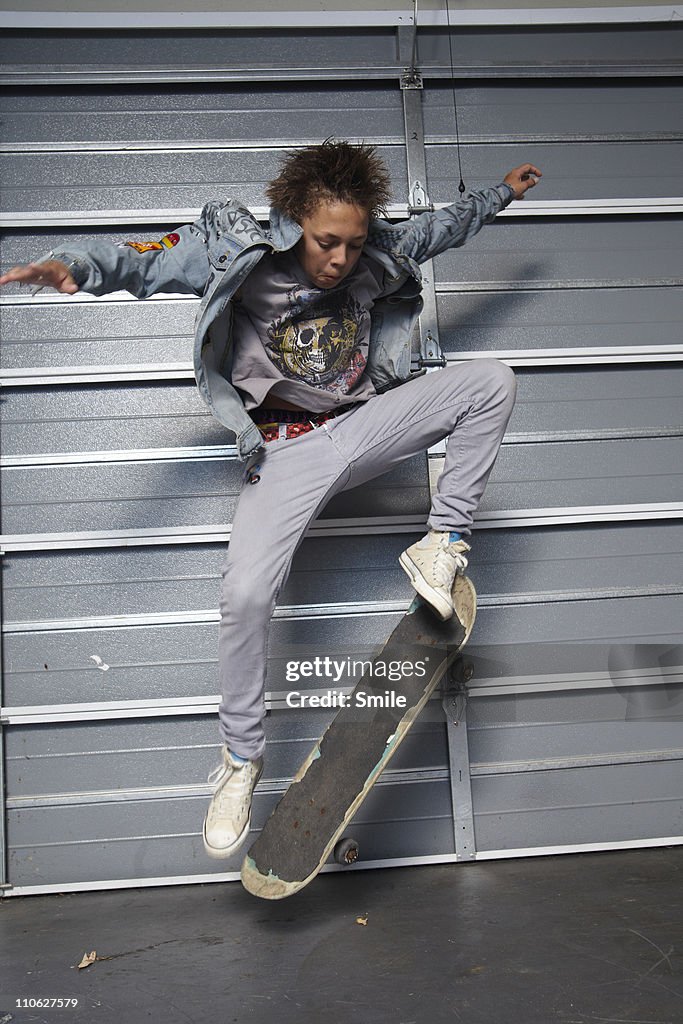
0,140,541,859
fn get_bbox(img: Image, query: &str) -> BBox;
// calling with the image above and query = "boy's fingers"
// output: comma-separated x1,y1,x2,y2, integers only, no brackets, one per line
510,164,542,180
503,164,542,199
0,260,77,293
1,262,49,285
514,165,542,198
0,266,30,284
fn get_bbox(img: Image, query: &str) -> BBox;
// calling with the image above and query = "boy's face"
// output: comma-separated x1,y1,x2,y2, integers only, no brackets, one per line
295,201,369,289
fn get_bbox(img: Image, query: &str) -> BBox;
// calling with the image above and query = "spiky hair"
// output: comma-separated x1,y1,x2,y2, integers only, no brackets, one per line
266,138,392,222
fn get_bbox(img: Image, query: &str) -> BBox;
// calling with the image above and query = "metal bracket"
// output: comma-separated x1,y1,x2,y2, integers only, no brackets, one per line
441,657,476,861
407,178,433,215
418,332,447,369
401,68,423,90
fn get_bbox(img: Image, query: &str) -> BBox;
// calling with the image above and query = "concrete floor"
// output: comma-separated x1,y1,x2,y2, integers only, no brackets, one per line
1,848,682,1024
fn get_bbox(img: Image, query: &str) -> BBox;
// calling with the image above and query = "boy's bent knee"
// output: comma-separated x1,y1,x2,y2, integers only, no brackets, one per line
480,357,515,389
474,358,516,405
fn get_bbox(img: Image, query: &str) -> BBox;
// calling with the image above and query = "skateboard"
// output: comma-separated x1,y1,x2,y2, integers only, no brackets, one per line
240,573,476,900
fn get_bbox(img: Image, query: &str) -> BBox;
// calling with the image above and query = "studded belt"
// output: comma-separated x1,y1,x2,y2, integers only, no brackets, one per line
250,405,357,444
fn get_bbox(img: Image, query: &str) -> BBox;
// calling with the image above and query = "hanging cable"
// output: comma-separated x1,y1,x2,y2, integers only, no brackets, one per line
444,0,466,194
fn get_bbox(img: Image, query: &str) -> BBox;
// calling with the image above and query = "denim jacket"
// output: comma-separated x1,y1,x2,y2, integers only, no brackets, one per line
55,183,513,460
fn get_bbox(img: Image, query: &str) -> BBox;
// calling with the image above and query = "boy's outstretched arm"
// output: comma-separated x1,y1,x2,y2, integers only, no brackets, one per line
0,204,219,298
391,162,542,264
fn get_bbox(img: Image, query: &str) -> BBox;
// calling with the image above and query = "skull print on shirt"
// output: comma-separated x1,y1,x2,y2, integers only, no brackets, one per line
265,285,367,392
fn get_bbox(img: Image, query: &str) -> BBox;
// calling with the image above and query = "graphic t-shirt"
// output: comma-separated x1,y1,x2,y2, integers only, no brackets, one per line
230,249,384,412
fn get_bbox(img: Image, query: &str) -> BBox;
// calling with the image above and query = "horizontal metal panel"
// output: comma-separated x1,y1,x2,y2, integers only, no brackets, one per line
462,521,683,605
0,8,680,32
437,286,683,356
1,435,680,535
2,287,682,378
0,28,405,83
427,142,682,203
2,605,458,710
4,712,448,799
0,145,408,215
3,26,682,85
468,686,683,768
5,698,682,888
499,199,683,219
5,642,681,722
414,25,683,77
3,522,682,627
3,221,681,293
470,597,682,647
1,533,418,624
0,291,195,366
3,366,681,461
505,365,683,440
0,83,404,148
464,640,683,698
0,450,429,535
3,594,682,710
476,436,683,515
421,81,683,142
3,286,681,381
1,382,221,458
0,366,197,389
2,200,680,234
4,83,679,150
5,777,454,888
431,217,683,286
472,760,683,852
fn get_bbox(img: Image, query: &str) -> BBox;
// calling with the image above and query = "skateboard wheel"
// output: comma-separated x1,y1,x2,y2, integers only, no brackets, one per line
333,837,359,865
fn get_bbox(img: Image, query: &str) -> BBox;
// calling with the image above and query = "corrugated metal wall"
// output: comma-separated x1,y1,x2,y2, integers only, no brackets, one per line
1,22,681,895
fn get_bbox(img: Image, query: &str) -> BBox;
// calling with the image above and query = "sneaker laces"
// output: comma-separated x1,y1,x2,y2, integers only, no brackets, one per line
207,759,253,817
207,763,225,788
432,535,469,588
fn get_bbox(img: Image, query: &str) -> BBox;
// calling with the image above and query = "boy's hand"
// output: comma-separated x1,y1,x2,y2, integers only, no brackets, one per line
0,259,80,294
503,164,542,200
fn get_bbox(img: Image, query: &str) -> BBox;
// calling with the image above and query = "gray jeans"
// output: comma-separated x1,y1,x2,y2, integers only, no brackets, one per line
218,358,516,758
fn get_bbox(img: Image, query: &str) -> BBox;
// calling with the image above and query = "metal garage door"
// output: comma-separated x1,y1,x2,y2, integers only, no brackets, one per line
1,18,681,895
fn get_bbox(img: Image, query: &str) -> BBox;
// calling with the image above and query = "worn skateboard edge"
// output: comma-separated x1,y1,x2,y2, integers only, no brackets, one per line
241,574,476,900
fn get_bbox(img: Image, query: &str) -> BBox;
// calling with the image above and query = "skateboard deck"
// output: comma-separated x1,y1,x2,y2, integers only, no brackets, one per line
241,573,476,899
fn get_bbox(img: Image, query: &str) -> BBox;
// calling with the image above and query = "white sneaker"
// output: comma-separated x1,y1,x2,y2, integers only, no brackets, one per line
203,747,263,859
399,531,471,621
